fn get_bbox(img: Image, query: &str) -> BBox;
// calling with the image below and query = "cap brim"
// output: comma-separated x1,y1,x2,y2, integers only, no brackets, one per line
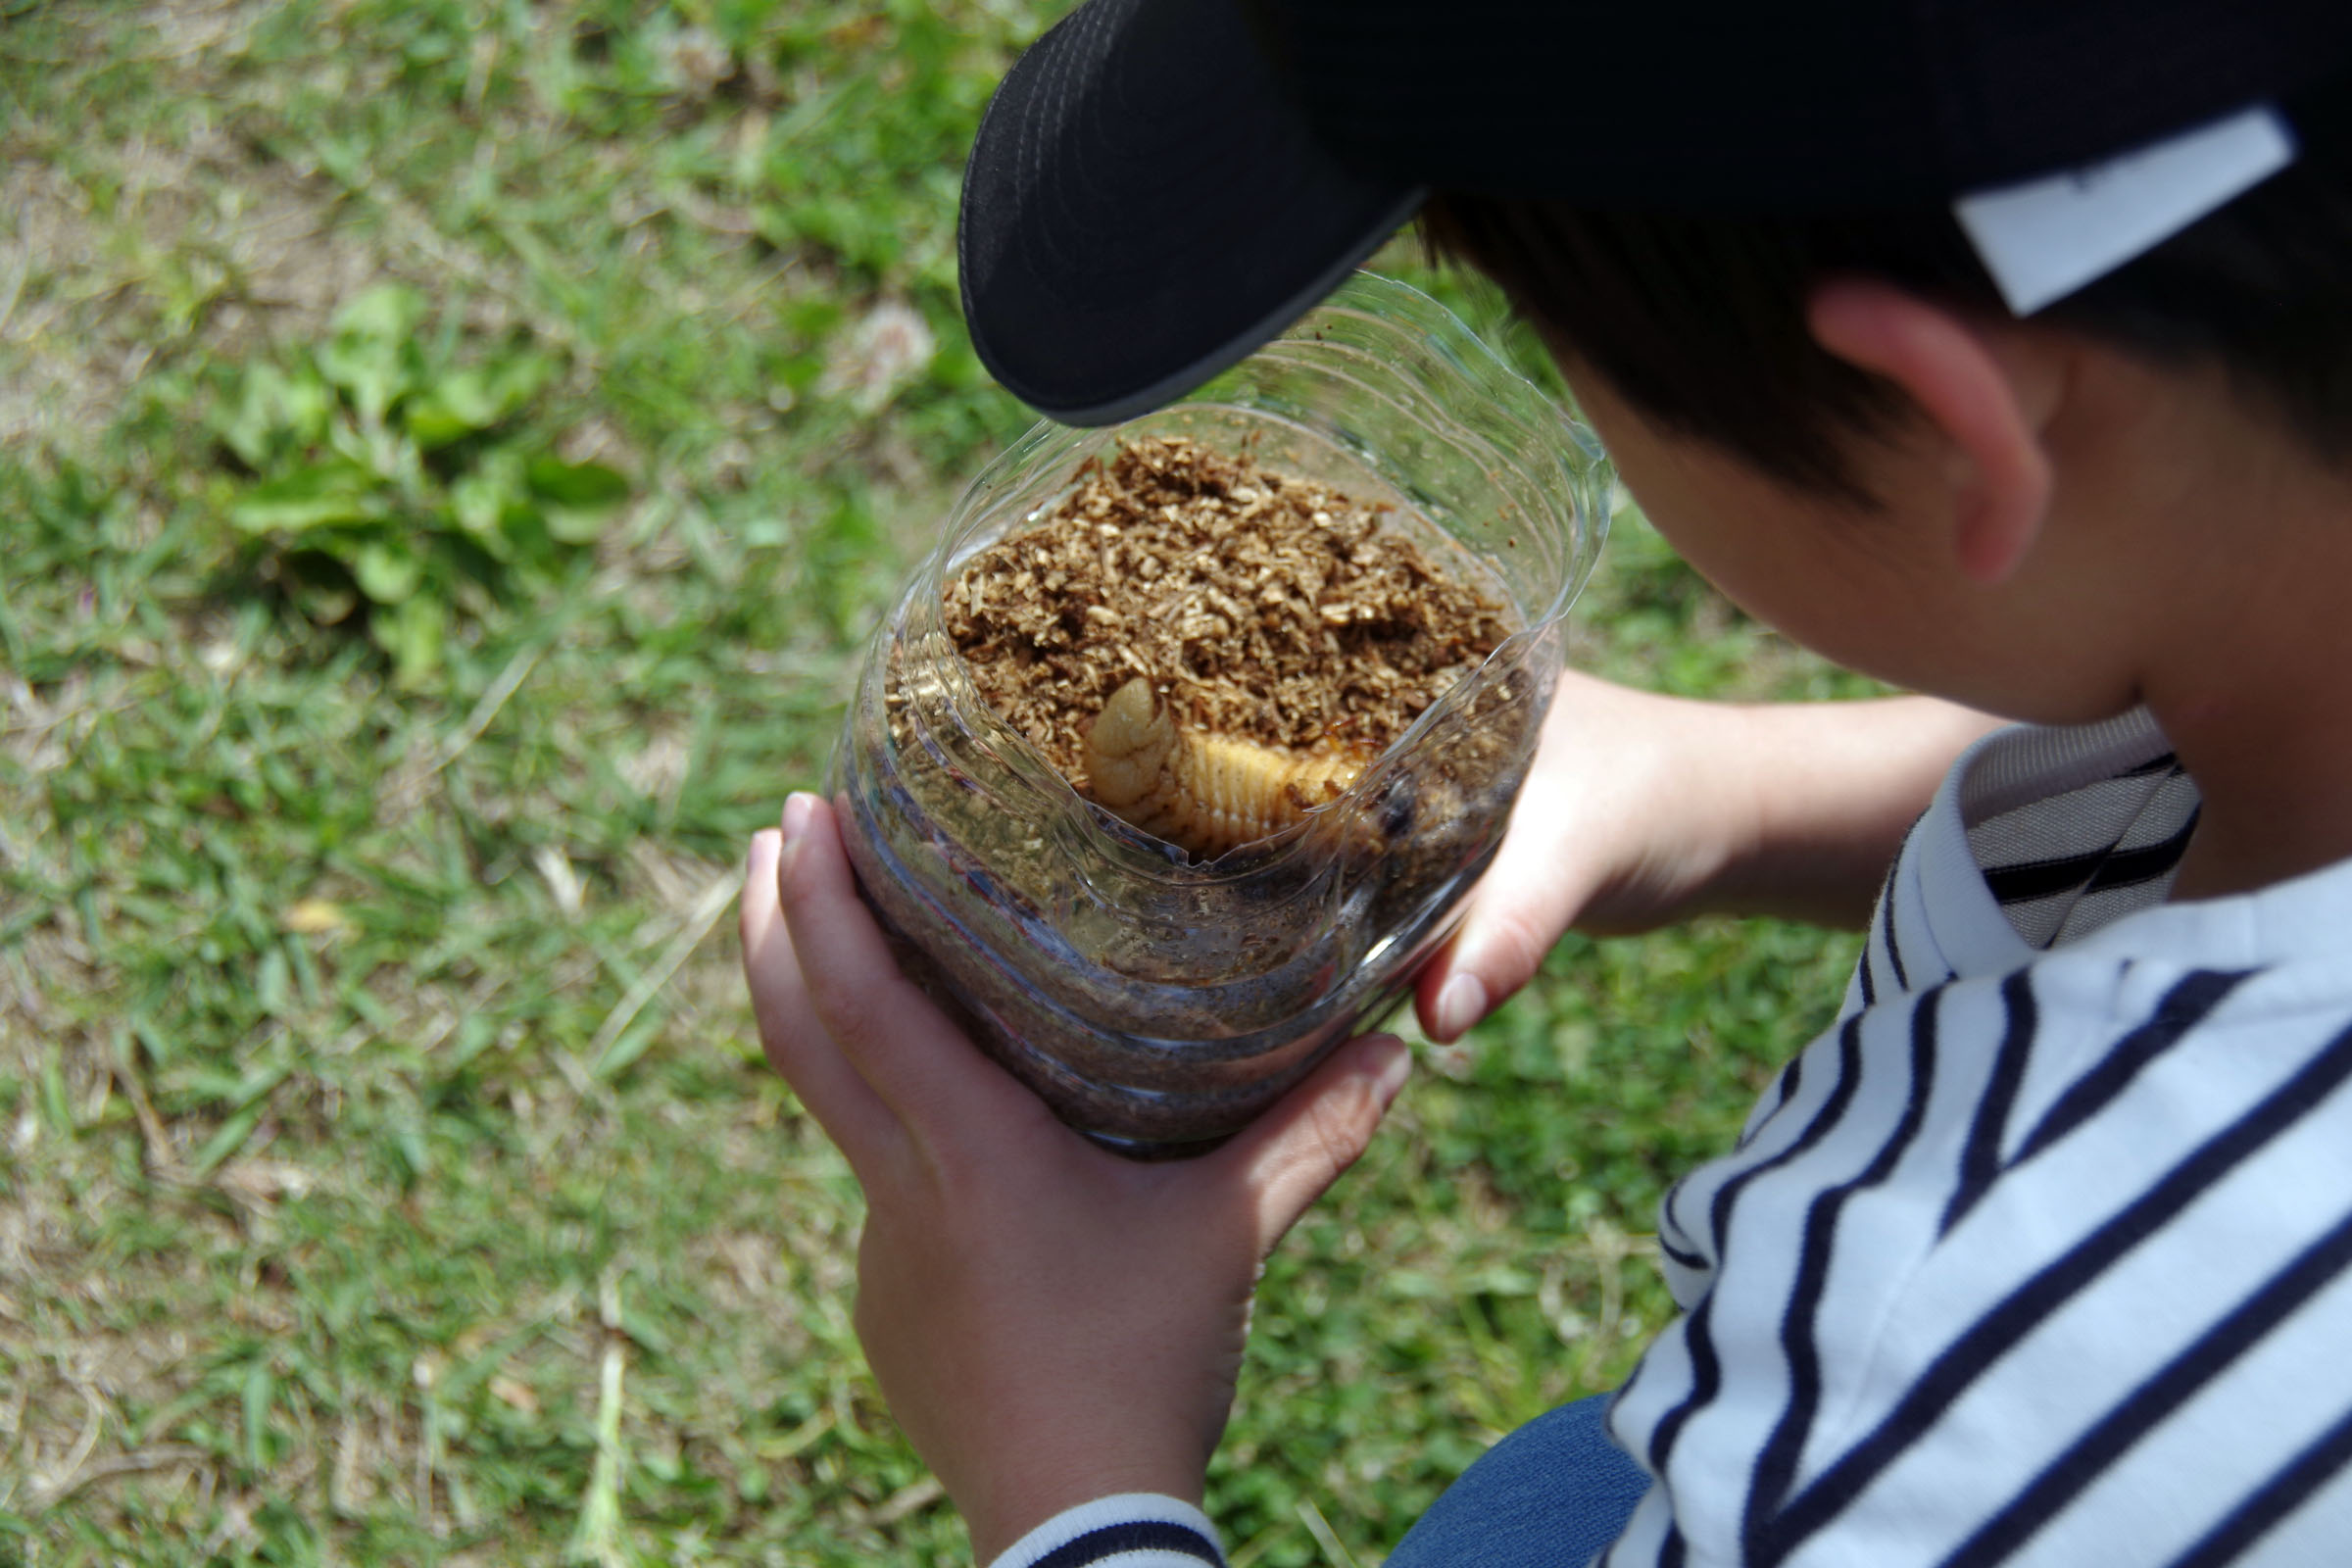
958,0,1424,426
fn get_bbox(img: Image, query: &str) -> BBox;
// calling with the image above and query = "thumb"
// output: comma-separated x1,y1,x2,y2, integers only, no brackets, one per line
1416,812,1598,1042
1215,1033,1412,1254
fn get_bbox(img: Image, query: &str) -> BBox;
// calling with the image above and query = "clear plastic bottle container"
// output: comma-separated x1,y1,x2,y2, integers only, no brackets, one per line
831,273,1608,1155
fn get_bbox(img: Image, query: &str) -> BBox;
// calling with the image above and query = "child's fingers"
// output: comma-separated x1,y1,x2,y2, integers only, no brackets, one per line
740,827,903,1165
774,794,1049,1140
1213,1032,1411,1255
1416,801,1597,1041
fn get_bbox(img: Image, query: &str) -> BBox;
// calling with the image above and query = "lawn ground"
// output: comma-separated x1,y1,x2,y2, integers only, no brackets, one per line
1,4,1875,1563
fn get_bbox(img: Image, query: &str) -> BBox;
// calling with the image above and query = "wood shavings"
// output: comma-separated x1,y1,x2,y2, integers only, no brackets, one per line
945,436,1511,797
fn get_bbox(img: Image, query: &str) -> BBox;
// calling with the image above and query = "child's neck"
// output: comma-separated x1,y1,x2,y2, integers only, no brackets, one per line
2139,469,2352,902
2161,690,2352,901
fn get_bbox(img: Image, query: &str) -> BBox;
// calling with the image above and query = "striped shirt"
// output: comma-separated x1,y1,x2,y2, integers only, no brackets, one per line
1610,708,2352,1567
994,709,2352,1568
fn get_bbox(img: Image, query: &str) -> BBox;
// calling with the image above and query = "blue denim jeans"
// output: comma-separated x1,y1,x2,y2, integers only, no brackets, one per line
1383,1395,1651,1568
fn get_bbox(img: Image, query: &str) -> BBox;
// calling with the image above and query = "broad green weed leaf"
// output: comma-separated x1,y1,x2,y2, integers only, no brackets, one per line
324,413,419,487
523,458,626,508
330,283,427,344
404,378,492,449
541,506,612,546
489,352,553,407
215,364,334,467
229,461,385,534
351,534,425,605
371,593,445,687
279,368,336,445
451,454,526,559
496,506,559,570
214,373,283,470
319,286,427,425
217,278,609,673
318,336,416,428
526,458,627,543
406,354,553,448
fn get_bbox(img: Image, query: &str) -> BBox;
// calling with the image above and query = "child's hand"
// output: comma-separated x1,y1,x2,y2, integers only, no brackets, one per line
1416,670,2001,1041
1415,670,1744,1041
740,794,1411,1563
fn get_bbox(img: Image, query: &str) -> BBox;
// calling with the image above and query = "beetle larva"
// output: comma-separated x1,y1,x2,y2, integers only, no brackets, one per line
1083,677,1365,858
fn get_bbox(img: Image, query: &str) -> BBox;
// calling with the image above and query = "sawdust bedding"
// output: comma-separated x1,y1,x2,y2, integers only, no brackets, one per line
944,436,1511,797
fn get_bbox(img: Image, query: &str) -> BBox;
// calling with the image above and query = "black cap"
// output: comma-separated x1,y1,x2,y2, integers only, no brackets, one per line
959,0,2352,425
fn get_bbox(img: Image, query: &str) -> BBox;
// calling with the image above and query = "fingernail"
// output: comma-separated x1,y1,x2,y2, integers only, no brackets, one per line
1433,973,1486,1041
747,829,779,874
781,792,815,846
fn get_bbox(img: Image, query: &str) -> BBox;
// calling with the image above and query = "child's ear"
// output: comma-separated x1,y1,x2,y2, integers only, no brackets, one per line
1807,280,2058,585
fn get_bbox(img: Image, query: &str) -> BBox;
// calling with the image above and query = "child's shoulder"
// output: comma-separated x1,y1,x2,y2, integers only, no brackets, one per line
1616,747,2352,1561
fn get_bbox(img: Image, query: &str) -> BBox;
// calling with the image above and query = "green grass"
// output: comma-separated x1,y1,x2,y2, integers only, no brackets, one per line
0,3,1871,1563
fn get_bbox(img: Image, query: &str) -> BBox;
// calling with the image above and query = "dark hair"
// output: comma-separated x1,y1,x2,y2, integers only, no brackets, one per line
1420,83,2352,499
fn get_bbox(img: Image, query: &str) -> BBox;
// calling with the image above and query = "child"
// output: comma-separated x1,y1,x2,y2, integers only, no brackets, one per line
740,2,2352,1563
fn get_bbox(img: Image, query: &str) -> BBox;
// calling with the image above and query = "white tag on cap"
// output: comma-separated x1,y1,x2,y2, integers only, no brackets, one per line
1954,105,2296,316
